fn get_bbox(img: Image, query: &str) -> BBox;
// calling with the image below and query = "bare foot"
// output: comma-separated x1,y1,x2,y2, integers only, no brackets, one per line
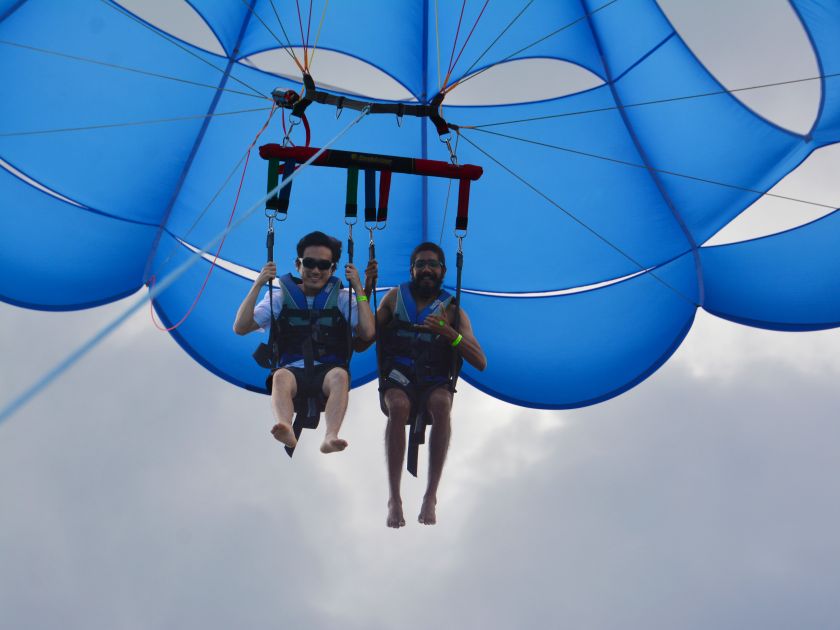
271,422,297,448
418,496,437,525
320,435,348,453
387,499,406,528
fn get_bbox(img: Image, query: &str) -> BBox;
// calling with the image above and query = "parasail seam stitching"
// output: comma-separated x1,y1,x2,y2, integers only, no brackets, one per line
141,1,258,284
580,0,704,306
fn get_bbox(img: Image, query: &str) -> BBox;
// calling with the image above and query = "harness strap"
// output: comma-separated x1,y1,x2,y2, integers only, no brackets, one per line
267,221,278,371
378,171,392,223
456,179,470,232
267,159,296,213
346,226,355,367
284,328,320,458
364,169,376,223
407,407,427,477
345,168,359,219
450,244,464,390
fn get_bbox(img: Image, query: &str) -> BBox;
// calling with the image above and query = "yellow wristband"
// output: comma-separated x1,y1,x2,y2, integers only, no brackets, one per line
356,295,368,302
451,334,463,348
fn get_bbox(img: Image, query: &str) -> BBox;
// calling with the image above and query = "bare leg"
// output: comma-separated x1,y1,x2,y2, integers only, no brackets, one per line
320,367,349,453
419,387,453,525
270,369,297,448
384,389,410,528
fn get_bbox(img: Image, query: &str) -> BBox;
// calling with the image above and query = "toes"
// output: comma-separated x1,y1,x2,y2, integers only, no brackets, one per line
320,438,348,454
271,424,296,447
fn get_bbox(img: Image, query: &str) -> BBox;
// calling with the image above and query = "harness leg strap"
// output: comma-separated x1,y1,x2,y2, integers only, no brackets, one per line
406,409,428,478
285,396,321,458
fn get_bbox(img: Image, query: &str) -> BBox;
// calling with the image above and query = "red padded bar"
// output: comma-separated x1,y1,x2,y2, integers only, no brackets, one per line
259,144,482,181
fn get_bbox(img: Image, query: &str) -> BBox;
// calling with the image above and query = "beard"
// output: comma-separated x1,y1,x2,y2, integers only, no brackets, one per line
411,272,443,299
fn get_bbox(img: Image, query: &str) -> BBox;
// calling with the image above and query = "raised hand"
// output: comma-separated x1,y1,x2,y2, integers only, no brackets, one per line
256,261,277,286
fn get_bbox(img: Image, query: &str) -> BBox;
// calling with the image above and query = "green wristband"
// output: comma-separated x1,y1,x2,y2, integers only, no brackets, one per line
451,334,463,348
356,295,368,302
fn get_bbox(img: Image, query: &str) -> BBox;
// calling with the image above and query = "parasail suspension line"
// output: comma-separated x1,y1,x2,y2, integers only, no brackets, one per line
101,0,267,99
0,107,370,427
459,130,698,307
445,0,620,94
242,0,305,73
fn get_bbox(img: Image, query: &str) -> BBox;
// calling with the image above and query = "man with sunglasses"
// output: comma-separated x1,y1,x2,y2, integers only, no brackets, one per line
234,231,374,453
362,242,486,527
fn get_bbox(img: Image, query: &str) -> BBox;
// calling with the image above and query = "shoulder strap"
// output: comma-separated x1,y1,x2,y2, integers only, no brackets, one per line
396,283,453,324
279,274,308,310
316,276,343,311
394,282,414,322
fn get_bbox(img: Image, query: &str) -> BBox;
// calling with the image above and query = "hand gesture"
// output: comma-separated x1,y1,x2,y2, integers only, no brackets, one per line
345,262,363,292
419,313,456,342
256,261,276,286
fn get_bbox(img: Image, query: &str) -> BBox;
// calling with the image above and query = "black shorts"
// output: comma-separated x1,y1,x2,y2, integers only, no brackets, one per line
266,363,348,405
379,364,453,424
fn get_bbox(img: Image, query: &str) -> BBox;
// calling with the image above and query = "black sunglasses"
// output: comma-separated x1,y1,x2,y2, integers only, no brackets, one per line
413,259,443,269
299,257,334,270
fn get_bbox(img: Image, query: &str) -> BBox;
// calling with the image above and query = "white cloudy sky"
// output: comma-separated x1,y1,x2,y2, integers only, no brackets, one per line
3,2,840,629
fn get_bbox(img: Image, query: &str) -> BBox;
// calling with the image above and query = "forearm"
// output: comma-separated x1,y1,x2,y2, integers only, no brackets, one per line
233,282,264,335
355,297,375,341
354,336,375,352
451,335,486,371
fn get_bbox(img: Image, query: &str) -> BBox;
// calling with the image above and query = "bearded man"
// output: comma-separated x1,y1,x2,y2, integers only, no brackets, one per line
365,242,486,527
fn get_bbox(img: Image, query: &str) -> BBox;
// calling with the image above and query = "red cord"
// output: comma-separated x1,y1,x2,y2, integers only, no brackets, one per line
280,106,310,147
447,0,490,85
150,105,277,332
442,0,468,89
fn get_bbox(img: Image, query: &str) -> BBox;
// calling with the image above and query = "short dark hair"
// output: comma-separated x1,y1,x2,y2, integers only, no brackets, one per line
297,231,342,262
410,242,446,268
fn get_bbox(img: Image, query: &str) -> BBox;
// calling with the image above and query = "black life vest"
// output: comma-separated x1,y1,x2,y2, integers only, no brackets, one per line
272,273,350,368
379,282,458,385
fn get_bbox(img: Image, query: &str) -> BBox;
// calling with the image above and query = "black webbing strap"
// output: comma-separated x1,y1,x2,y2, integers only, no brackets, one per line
346,167,364,368
267,159,296,212
407,407,427,478
285,331,321,458
345,168,359,218
266,221,277,370
450,243,465,390
274,75,454,136
364,169,376,223
368,232,380,381
346,228,355,366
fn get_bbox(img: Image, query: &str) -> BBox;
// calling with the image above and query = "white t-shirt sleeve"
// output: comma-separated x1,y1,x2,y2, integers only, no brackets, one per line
252,284,284,332
338,289,359,333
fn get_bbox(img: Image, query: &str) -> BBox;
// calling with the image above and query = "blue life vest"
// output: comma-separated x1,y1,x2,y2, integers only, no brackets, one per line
380,282,457,385
272,273,350,368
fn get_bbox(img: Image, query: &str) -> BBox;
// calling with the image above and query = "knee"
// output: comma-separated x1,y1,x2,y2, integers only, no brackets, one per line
272,369,296,398
324,368,349,392
385,391,411,422
427,390,452,424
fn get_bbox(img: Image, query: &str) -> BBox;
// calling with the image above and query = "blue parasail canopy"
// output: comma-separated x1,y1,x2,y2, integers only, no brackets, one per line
1,0,839,409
